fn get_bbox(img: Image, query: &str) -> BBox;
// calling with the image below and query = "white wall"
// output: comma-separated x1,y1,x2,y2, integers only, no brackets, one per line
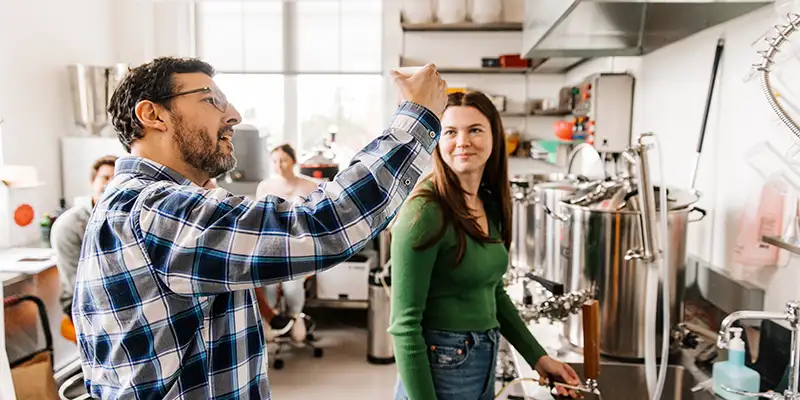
111,0,195,67
566,6,800,312
0,0,115,212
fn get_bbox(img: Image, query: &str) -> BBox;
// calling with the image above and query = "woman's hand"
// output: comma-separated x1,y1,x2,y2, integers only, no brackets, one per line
535,356,582,398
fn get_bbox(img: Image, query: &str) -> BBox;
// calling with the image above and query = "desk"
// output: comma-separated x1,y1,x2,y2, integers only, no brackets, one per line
1,247,79,373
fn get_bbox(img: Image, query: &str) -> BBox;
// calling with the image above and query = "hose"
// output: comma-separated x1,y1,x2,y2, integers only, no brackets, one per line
643,135,672,400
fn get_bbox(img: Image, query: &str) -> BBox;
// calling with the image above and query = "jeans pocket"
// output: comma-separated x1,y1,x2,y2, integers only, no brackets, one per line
425,331,471,370
428,343,469,369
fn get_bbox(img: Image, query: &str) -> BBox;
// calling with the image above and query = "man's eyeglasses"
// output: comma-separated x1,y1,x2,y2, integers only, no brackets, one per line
151,87,229,113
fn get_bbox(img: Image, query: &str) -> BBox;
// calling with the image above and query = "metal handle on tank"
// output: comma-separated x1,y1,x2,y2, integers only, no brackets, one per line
623,134,661,264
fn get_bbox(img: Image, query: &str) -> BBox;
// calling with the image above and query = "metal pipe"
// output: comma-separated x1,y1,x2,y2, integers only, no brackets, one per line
624,133,660,262
758,13,800,139
717,310,788,348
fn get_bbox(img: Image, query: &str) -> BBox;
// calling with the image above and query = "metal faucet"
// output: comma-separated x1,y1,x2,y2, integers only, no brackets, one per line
717,301,800,399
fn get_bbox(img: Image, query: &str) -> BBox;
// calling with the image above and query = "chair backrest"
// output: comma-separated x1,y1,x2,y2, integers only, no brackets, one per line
3,295,52,368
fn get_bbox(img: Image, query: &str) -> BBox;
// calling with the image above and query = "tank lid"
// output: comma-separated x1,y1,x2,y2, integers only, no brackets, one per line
563,178,700,212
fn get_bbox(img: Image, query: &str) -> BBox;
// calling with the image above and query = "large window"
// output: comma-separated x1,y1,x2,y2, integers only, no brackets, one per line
196,0,383,160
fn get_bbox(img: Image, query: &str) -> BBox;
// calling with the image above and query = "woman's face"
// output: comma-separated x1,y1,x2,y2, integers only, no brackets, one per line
438,106,493,176
271,150,295,175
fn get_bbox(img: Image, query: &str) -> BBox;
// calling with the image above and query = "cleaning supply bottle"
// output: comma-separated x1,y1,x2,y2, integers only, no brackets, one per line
732,177,786,267
713,327,761,399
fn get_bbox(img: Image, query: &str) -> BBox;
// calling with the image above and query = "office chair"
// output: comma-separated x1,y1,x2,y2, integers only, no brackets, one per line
268,277,323,370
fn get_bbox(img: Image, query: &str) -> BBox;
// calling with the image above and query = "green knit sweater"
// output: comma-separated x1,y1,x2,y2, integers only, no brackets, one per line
387,189,547,400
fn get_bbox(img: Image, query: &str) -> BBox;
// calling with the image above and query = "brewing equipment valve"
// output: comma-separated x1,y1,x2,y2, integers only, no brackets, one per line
505,269,594,323
717,301,800,399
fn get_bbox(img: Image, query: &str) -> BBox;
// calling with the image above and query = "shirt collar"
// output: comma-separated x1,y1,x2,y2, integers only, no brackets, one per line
114,156,195,186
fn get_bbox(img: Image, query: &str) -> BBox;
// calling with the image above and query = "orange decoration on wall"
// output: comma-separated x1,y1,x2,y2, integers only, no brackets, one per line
14,204,34,227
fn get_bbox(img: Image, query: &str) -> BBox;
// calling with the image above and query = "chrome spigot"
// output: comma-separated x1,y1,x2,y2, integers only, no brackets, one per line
717,301,800,399
584,379,599,396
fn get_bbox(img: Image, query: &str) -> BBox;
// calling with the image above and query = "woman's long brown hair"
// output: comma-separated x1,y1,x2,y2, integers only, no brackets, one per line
407,91,512,266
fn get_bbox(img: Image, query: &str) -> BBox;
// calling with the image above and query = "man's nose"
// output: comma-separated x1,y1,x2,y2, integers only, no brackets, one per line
225,104,242,126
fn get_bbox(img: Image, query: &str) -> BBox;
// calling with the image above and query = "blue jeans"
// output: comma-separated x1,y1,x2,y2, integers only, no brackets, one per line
394,328,500,400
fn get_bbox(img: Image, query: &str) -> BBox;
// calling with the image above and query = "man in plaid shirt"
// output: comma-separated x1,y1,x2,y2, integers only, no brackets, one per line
72,57,447,399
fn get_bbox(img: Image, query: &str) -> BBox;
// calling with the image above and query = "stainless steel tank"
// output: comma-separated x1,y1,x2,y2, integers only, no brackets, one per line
558,184,705,359
533,180,582,283
367,267,394,364
509,173,581,281
68,64,129,136
227,124,270,182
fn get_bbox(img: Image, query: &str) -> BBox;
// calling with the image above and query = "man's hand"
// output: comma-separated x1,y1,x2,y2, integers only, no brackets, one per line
391,64,448,120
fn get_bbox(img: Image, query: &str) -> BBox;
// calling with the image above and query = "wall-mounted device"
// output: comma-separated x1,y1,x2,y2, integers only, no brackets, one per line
572,73,635,154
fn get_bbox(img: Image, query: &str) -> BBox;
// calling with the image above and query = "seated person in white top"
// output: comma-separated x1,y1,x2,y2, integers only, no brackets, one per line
254,144,318,342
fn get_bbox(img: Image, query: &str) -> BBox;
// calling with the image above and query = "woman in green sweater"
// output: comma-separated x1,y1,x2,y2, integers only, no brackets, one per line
389,91,581,400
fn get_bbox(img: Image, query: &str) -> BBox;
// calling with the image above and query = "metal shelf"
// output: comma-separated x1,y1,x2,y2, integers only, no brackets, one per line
532,109,572,117
399,57,546,75
763,235,800,255
500,112,567,118
402,22,523,32
437,66,530,74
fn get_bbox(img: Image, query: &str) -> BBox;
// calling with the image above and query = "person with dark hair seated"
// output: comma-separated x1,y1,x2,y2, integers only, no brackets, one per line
254,143,318,342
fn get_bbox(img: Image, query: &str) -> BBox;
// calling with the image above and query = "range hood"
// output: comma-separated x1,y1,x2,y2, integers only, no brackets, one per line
523,0,773,58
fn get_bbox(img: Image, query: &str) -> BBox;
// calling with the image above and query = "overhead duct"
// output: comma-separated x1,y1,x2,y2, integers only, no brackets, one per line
523,0,772,59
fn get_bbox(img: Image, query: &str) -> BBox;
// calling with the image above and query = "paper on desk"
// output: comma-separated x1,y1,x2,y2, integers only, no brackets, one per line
0,248,55,274
0,166,44,189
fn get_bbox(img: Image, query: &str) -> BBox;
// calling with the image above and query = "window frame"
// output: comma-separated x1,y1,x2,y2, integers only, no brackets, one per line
192,0,384,150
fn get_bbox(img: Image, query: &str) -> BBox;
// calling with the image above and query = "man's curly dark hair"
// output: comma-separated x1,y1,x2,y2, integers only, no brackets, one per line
108,57,216,152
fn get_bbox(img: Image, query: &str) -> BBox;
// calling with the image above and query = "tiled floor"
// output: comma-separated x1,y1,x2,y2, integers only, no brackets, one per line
265,308,528,400
266,309,398,400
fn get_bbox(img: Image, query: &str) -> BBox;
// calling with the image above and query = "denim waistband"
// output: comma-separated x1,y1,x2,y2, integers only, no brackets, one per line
422,327,500,346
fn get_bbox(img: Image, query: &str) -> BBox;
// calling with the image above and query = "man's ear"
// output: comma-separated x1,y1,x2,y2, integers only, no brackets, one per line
134,100,168,132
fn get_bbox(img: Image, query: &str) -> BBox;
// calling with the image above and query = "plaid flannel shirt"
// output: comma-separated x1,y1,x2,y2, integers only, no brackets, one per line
73,102,441,399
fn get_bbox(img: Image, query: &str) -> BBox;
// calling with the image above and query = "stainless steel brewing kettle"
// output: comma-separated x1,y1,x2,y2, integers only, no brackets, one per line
554,178,706,359
509,173,588,280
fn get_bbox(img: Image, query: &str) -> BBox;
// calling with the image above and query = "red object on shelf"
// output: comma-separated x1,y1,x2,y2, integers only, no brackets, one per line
553,120,574,140
498,54,531,68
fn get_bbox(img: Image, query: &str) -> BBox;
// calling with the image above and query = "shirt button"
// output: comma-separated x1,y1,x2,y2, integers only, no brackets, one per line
404,178,412,186
429,131,436,138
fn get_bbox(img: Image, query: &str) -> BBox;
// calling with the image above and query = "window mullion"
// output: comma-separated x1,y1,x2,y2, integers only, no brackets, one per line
284,0,298,149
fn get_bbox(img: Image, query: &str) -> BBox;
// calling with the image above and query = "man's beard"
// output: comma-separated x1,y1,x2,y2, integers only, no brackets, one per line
172,114,237,179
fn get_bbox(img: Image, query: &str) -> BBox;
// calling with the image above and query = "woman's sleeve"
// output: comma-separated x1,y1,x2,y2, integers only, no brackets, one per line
387,196,443,400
